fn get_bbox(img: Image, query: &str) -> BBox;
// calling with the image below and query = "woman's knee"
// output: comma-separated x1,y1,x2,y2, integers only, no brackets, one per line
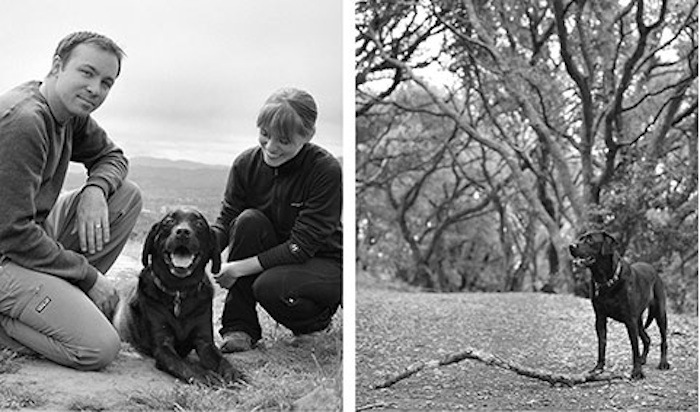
252,270,335,334
252,272,278,305
227,209,277,259
232,209,271,233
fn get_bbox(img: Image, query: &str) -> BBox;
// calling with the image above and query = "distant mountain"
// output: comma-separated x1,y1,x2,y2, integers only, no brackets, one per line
64,157,229,192
63,157,230,222
129,156,230,170
61,154,342,235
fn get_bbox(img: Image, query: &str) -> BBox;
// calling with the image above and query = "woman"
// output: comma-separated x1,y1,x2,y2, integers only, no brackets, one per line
212,88,342,352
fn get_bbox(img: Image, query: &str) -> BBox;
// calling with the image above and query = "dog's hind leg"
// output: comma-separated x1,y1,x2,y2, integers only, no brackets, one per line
655,281,670,370
657,316,670,370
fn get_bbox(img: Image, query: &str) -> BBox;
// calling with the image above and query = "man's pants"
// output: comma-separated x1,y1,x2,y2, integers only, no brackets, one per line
219,209,342,342
0,180,141,370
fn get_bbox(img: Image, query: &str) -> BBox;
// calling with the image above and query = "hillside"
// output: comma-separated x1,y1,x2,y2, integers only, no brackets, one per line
65,156,229,192
63,157,230,234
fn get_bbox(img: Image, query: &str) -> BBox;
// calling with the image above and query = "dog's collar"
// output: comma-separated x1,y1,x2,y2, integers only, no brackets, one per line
593,259,623,297
152,273,204,317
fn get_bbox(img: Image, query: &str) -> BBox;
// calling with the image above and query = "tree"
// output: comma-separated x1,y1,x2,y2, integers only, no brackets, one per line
357,0,697,306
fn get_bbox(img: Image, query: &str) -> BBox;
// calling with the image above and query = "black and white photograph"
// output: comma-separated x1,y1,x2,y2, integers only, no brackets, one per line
0,0,698,411
0,0,344,410
356,0,697,410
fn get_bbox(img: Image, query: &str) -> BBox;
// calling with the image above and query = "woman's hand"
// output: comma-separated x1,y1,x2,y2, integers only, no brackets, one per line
213,261,246,289
212,257,264,289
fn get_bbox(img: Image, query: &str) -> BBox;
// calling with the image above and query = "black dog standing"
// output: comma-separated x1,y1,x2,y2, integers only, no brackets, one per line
113,208,245,385
569,231,670,380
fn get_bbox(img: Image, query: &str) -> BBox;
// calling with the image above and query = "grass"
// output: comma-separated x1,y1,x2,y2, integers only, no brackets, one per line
112,322,342,411
0,238,343,411
0,350,47,410
0,349,23,374
0,350,45,409
0,384,46,410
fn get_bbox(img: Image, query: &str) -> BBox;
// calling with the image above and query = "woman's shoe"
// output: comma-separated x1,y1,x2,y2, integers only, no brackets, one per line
220,331,255,353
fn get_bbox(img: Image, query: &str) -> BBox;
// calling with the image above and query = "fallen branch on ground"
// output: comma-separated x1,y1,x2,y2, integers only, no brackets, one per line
372,347,627,389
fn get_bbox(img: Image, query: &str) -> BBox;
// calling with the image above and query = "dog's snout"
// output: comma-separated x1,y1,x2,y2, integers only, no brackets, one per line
175,226,192,238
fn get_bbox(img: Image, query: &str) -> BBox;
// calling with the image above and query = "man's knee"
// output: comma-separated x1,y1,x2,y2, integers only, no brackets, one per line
108,180,142,233
111,179,142,215
69,326,121,371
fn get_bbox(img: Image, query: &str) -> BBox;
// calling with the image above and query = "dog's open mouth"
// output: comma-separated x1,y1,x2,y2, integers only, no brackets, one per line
573,256,596,267
164,246,200,278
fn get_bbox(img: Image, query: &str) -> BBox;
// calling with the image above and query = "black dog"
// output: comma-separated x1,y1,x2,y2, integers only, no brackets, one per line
113,208,245,385
569,230,670,380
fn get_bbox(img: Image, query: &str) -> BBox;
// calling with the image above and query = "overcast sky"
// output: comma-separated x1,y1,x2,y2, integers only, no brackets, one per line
0,0,343,166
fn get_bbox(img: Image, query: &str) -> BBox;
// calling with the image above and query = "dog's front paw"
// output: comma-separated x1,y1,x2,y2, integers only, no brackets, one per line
190,370,226,387
219,361,247,384
658,360,670,370
630,367,645,380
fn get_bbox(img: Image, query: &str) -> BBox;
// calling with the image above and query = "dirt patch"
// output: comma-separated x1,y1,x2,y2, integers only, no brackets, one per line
1,346,173,409
356,285,698,411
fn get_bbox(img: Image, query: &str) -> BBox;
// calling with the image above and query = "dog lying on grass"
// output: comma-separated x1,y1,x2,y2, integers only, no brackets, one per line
113,208,245,386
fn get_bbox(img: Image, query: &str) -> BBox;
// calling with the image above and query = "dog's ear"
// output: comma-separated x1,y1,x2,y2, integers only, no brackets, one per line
209,228,222,274
141,222,161,267
601,232,618,255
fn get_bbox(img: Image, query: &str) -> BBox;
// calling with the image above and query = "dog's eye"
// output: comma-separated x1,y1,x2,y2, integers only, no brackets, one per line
162,217,176,227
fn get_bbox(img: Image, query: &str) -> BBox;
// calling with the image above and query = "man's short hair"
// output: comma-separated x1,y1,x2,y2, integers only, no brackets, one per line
53,32,125,76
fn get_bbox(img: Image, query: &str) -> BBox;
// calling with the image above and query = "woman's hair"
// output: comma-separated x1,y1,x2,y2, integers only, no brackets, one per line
256,88,317,142
52,31,125,77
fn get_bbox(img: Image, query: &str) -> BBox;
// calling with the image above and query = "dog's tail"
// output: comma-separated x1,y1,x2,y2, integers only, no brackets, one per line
644,308,656,329
644,277,665,329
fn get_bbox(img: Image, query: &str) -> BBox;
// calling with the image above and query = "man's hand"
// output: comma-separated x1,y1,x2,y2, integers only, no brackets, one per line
87,275,119,319
77,185,110,254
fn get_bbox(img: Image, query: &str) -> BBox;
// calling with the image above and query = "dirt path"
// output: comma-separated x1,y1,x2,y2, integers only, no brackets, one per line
356,287,698,411
1,346,175,410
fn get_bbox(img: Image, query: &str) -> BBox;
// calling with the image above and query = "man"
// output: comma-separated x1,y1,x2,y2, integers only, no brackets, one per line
0,32,142,370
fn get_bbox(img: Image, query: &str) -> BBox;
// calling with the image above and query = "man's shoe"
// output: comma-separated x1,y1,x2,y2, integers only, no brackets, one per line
220,331,255,353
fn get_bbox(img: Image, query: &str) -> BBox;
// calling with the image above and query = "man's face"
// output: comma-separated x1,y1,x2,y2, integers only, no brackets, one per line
49,43,119,121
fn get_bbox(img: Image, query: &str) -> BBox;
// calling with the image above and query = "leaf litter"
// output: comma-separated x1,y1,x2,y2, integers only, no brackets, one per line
356,287,698,411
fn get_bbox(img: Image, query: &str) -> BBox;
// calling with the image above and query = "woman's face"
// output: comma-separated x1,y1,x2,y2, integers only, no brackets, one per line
258,128,308,167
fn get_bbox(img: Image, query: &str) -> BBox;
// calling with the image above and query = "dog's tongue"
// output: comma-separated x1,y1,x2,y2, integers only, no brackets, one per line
172,253,195,268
